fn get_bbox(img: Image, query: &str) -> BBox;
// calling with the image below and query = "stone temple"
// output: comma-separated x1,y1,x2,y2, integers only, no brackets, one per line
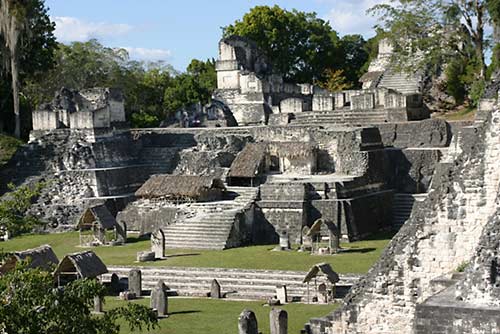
2,36,499,333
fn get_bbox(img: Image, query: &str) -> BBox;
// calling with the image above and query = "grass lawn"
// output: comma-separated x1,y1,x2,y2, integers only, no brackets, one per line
0,231,392,273
436,107,476,121
105,297,337,334
0,133,22,166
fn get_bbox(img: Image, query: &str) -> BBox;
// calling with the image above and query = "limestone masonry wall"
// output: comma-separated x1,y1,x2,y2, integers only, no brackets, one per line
306,109,500,333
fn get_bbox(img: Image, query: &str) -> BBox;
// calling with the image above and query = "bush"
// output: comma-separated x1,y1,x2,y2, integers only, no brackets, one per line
130,112,160,128
469,79,486,107
0,182,45,236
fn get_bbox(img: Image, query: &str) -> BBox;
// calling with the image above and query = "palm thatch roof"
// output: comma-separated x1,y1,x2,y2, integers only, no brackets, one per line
77,204,116,230
303,263,340,284
54,251,108,279
135,175,226,199
229,143,267,178
0,245,59,275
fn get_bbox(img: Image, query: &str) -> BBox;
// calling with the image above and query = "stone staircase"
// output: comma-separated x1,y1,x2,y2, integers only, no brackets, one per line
392,193,428,230
289,110,389,127
164,186,259,250
378,71,421,94
138,147,181,174
103,266,362,301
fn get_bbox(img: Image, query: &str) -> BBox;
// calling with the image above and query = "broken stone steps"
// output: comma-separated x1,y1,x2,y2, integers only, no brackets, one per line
165,230,231,237
164,242,227,250
104,266,361,300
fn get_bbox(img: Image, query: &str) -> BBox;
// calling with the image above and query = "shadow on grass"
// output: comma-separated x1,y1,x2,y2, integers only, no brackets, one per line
339,247,376,254
167,253,201,259
360,231,396,241
168,310,201,315
125,237,149,244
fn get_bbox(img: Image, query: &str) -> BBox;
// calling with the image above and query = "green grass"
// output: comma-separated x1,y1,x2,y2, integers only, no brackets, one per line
0,133,22,166
437,107,477,121
0,231,392,273
105,297,336,334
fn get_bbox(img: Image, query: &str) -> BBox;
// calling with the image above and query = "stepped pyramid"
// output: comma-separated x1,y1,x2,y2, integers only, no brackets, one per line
164,186,259,250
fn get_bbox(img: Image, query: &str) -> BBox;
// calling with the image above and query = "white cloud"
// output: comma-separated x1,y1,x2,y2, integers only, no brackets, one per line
52,16,133,42
323,0,390,37
122,47,172,61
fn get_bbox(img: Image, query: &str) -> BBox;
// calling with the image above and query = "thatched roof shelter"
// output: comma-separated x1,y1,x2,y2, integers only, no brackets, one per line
303,263,339,284
135,175,226,200
0,245,59,275
77,204,116,230
229,143,267,178
54,251,108,280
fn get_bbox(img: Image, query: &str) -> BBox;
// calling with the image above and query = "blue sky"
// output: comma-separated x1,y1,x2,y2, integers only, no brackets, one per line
45,0,387,71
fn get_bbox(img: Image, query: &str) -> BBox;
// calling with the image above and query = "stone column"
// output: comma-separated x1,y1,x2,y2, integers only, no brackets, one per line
211,279,222,299
329,223,340,254
238,309,258,334
151,229,165,259
150,280,168,317
128,269,142,297
110,273,121,294
93,295,103,313
270,308,288,334
276,285,288,304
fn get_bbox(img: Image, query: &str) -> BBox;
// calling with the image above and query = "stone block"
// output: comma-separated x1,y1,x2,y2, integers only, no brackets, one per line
128,269,142,297
270,308,288,334
238,309,258,334
211,279,222,299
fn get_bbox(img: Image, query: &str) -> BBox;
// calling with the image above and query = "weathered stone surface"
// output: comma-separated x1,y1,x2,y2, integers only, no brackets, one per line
128,269,142,297
150,280,168,317
137,251,155,262
151,229,165,259
119,291,136,300
211,279,222,299
238,309,258,334
276,285,287,305
270,308,288,334
93,295,103,313
306,109,500,333
110,273,121,294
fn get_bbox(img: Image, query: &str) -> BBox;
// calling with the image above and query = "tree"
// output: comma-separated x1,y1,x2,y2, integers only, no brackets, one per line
338,34,369,88
317,69,352,92
0,0,56,138
223,5,342,83
368,0,489,78
0,182,44,236
0,265,157,333
163,59,216,115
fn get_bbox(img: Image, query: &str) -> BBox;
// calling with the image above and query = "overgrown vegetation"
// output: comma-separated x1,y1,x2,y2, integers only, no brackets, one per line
0,182,45,236
223,5,369,87
0,132,22,166
456,261,469,272
369,0,500,108
0,264,157,333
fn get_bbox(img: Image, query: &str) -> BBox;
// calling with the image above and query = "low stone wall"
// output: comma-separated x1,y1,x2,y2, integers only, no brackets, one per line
376,119,451,148
415,290,500,334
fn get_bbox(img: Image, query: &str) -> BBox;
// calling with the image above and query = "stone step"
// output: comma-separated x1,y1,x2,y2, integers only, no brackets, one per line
103,266,361,300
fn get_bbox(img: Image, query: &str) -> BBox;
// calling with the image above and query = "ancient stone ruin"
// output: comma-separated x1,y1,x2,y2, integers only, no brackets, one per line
3,34,498,333
304,82,500,332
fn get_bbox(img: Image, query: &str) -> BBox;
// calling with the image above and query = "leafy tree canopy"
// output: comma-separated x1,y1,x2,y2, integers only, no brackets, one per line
223,5,343,83
0,265,157,334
